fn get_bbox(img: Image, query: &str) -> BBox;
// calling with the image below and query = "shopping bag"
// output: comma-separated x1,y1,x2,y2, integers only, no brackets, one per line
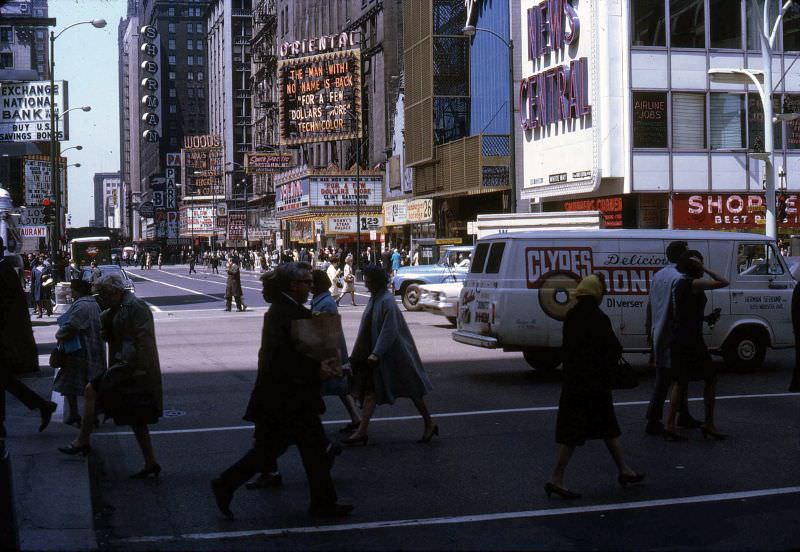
290,313,344,374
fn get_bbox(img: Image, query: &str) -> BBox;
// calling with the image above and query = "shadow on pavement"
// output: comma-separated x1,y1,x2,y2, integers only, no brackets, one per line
145,293,226,307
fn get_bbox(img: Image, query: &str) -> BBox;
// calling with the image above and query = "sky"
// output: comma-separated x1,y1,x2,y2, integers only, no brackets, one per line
50,0,126,227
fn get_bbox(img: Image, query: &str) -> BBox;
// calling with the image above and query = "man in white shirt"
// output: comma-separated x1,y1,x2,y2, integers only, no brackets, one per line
645,240,701,435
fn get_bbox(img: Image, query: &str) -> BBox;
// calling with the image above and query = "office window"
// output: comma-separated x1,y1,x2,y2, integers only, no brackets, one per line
198,87,204,98
632,92,668,148
168,7,175,16
197,72,204,81
169,104,177,114
187,72,194,80
187,39,193,50
196,40,203,50
670,0,704,48
196,23,203,33
709,0,742,48
188,88,195,97
747,0,778,50
785,96,800,149
672,93,706,148
197,55,203,65
710,93,746,149
168,55,176,65
748,94,782,150
169,88,176,98
0,52,13,68
168,22,176,33
0,27,12,43
631,0,666,46
784,5,800,50
168,39,175,50
168,71,176,80
187,56,194,65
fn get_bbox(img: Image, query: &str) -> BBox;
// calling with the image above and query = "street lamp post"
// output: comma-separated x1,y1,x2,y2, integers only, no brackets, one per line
49,19,105,275
226,161,250,247
708,1,793,239
463,24,516,213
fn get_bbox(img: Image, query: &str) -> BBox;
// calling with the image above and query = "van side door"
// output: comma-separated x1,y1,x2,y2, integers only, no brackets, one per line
728,241,794,347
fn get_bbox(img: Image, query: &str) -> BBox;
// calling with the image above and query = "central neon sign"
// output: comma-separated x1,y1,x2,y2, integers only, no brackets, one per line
519,0,590,131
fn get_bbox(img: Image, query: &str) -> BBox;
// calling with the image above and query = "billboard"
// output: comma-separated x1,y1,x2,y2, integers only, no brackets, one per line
181,135,224,196
278,49,362,145
227,211,247,241
309,176,382,208
275,180,310,213
671,193,800,230
0,81,69,142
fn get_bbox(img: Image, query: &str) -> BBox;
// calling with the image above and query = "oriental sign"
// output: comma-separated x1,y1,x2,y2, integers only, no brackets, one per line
278,49,363,146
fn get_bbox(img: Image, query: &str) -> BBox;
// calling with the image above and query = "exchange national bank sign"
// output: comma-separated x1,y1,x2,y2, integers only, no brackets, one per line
278,31,362,145
520,0,597,198
0,81,68,142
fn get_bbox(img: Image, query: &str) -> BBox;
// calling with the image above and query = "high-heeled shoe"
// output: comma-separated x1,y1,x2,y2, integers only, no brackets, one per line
130,464,161,479
544,482,581,499
341,434,368,446
700,426,728,441
618,472,646,488
418,424,439,443
58,443,91,456
662,429,688,442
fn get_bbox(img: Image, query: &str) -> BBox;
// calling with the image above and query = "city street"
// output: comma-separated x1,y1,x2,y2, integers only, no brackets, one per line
30,265,800,550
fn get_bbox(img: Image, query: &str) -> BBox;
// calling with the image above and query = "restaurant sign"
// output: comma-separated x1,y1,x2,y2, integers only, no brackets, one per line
672,193,800,229
563,196,623,228
245,152,295,173
326,215,383,234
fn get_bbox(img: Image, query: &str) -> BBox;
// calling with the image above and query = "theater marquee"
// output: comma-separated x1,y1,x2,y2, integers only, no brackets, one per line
278,49,362,145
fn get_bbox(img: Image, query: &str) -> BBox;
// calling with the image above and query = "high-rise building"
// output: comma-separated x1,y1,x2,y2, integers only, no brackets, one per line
0,0,50,80
118,0,140,239
93,172,124,230
207,0,252,204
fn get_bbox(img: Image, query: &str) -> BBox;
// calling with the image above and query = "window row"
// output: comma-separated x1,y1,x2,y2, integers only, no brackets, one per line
168,22,204,34
167,7,203,17
633,91,800,150
168,39,204,50
167,55,204,67
632,0,800,51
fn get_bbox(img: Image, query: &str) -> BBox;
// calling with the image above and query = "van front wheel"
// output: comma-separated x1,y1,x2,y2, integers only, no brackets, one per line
722,328,767,372
523,348,562,371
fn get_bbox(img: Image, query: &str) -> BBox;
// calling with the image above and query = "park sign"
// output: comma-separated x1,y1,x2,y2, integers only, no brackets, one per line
278,48,362,146
0,81,69,142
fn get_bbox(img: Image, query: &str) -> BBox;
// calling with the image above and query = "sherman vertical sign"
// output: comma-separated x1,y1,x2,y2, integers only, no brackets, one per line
278,48,362,145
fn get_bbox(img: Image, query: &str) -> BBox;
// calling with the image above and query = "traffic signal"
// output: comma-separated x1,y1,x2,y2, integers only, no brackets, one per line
777,194,787,222
42,198,55,225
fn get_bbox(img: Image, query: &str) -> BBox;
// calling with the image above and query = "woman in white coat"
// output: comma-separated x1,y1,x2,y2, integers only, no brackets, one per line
326,261,343,302
343,264,436,445
340,258,357,306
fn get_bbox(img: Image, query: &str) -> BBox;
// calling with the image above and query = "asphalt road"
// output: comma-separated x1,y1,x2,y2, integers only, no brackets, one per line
37,264,800,550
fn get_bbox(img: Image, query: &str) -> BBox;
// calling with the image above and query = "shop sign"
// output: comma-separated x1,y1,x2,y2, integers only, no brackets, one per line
563,196,623,228
309,176,382,208
672,193,800,229
0,81,68,142
182,206,220,233
139,201,154,218
407,199,433,224
19,226,47,238
23,158,50,205
276,179,310,213
326,215,383,234
279,31,358,59
383,199,408,226
139,26,161,143
182,135,224,196
278,49,362,145
245,152,295,173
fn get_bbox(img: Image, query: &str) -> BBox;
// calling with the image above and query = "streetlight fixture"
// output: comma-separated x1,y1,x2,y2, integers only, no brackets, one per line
61,145,83,155
226,161,250,247
66,163,81,168
463,24,516,213
49,19,105,276
708,0,794,239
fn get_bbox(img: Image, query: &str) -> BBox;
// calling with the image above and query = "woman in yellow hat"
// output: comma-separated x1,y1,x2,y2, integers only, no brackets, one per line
545,274,644,499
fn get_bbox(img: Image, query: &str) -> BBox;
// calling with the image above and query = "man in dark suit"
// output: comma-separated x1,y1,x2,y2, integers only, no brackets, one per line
0,241,56,437
381,246,392,276
211,262,351,519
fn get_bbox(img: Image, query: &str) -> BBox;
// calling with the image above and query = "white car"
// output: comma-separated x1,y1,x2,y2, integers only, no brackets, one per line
419,282,463,325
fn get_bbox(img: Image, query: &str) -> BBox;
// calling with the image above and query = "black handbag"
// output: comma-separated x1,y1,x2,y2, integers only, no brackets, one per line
608,357,638,390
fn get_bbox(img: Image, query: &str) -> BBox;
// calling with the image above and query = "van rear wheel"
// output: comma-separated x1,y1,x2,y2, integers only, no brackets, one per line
523,348,562,371
402,284,423,311
722,328,767,372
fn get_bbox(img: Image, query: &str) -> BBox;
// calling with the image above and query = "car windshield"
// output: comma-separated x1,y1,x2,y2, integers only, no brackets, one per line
438,249,472,268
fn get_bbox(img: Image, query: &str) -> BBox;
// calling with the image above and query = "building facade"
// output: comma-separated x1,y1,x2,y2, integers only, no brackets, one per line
518,0,800,235
0,0,50,79
118,0,140,239
93,172,124,230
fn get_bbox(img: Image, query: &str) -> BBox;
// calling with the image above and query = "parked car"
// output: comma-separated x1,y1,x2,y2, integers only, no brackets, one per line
455,229,794,372
392,245,473,311
419,281,462,325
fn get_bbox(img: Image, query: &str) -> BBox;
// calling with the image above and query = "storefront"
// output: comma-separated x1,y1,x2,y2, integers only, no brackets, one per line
274,164,384,251
672,193,800,236
516,0,800,229
382,197,437,251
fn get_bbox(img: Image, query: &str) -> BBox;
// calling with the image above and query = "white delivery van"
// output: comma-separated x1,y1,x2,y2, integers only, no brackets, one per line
453,230,794,372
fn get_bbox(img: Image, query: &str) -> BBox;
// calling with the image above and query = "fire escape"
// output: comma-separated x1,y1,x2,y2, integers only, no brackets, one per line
250,0,277,199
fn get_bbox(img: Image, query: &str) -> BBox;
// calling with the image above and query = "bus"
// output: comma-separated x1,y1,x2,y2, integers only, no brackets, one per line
69,236,112,268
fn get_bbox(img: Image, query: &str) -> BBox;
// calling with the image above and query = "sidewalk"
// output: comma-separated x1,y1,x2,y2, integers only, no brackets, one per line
4,370,96,551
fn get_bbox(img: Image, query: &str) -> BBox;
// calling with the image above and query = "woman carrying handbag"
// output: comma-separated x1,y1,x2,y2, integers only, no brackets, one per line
340,258,357,306
545,274,644,499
